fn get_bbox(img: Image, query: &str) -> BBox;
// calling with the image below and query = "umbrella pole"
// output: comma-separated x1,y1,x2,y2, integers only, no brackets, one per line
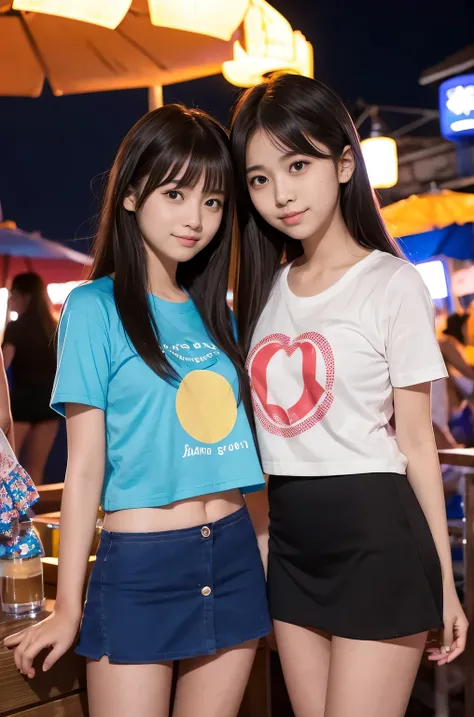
2,255,10,289
148,86,163,110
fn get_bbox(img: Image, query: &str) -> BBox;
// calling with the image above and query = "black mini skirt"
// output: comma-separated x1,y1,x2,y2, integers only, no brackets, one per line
268,472,443,641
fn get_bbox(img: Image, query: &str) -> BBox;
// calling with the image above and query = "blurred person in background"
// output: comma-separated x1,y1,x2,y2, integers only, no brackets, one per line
440,313,474,395
437,312,474,447
2,273,59,484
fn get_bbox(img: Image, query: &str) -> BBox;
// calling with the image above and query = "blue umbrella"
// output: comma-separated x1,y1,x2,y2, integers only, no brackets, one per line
398,223,474,263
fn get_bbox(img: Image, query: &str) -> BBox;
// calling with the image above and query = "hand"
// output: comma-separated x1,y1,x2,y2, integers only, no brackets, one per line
426,586,468,666
3,609,80,679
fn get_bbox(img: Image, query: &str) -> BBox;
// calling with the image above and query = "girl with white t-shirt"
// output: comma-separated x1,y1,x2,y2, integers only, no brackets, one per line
230,73,468,717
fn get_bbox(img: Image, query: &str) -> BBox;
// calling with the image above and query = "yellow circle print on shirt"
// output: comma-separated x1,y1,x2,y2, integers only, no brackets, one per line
176,370,238,444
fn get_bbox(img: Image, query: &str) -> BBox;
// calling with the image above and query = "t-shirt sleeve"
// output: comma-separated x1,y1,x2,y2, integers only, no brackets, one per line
50,291,111,417
384,263,448,388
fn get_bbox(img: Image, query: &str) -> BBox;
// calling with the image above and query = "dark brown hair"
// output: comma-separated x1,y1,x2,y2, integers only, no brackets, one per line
230,73,402,353
11,272,57,341
91,104,246,390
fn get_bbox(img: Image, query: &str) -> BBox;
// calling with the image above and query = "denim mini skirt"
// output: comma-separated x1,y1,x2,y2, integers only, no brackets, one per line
76,505,271,663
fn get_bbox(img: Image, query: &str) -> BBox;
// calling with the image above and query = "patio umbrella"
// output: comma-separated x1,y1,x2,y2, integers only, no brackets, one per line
397,224,474,263
0,223,92,286
381,189,474,239
0,0,238,97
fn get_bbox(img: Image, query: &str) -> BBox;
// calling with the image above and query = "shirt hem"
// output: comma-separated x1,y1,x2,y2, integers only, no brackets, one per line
50,393,106,417
102,477,266,512
262,459,408,477
390,364,448,388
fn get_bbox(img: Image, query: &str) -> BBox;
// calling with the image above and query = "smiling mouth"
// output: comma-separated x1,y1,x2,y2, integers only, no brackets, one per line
173,235,200,246
279,210,308,224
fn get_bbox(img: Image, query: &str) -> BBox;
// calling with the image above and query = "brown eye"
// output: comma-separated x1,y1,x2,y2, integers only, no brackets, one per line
250,175,268,187
290,161,308,173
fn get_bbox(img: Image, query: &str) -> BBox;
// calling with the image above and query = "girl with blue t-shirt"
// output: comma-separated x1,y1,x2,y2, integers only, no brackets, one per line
5,105,271,717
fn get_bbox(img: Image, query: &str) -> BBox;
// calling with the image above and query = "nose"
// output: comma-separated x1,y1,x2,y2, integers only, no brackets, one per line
274,177,296,208
184,200,203,233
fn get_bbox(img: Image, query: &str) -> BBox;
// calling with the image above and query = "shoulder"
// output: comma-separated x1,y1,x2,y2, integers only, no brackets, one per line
369,252,427,298
62,277,116,319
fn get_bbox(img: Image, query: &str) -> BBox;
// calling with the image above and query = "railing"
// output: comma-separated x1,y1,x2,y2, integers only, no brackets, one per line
438,448,474,717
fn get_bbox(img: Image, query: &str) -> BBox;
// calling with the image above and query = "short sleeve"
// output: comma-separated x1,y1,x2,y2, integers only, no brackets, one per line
384,264,448,388
3,320,20,348
50,290,111,417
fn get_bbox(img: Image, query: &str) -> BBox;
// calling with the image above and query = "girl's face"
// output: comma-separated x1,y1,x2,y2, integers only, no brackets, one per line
245,129,354,241
9,289,29,315
124,166,225,264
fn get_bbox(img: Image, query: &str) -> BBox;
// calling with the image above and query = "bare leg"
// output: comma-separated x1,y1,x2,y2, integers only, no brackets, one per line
273,620,331,717
22,420,59,484
324,632,427,717
13,422,31,457
87,657,173,717
172,639,259,717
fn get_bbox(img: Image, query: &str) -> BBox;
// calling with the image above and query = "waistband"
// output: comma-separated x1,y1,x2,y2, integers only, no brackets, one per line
100,504,249,544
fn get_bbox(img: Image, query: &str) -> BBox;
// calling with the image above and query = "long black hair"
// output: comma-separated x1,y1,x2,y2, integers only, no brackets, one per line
11,272,57,341
91,104,246,389
229,73,402,353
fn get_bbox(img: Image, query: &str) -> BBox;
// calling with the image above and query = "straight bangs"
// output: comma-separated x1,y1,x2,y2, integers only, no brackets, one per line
258,114,333,163
136,125,233,211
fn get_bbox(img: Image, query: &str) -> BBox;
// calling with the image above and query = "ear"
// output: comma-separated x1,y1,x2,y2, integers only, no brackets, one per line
123,189,137,212
338,145,355,185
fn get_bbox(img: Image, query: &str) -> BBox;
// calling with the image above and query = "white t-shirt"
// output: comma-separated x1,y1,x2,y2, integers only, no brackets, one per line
247,250,448,477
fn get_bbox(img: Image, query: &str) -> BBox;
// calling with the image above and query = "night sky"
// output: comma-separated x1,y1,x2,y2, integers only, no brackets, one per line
0,0,472,253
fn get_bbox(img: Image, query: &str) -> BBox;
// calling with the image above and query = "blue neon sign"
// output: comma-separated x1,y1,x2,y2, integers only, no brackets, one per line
439,74,474,140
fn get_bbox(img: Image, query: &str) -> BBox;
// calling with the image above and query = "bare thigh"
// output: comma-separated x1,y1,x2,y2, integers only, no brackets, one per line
324,632,428,717
273,620,331,717
23,420,59,484
87,657,173,717
172,639,259,717
13,422,31,456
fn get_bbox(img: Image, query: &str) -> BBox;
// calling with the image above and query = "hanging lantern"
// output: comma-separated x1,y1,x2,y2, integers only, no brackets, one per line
147,0,249,41
12,0,131,29
222,0,313,88
361,116,398,190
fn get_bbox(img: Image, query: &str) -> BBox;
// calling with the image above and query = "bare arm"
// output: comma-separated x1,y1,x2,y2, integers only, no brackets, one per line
54,404,106,616
440,339,474,380
2,342,15,372
4,403,105,677
394,383,468,663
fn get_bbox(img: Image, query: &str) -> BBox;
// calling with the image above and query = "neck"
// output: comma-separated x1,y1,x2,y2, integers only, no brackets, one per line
300,205,365,270
145,245,181,299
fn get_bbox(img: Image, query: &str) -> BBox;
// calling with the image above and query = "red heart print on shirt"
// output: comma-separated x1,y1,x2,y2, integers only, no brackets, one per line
246,332,334,438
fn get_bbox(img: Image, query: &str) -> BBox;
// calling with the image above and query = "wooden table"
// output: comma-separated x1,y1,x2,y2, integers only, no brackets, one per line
438,448,474,717
0,600,87,717
0,600,269,717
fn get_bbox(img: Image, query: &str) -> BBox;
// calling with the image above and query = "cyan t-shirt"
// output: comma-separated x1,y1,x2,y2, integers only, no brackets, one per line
51,277,264,511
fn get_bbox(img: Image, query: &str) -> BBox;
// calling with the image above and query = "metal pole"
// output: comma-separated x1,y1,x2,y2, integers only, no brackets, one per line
148,85,164,111
464,472,474,716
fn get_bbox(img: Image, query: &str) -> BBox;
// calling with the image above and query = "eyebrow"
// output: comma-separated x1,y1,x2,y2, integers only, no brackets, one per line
246,151,302,174
165,179,225,194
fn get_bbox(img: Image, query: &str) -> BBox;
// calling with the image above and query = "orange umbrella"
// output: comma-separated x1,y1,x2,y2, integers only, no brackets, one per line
381,189,474,239
0,0,237,97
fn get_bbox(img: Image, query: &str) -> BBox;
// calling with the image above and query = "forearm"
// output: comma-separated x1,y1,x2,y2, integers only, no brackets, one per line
55,469,103,618
401,436,454,587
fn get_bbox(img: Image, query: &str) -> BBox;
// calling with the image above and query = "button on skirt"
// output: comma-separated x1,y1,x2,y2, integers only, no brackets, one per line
77,505,271,663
